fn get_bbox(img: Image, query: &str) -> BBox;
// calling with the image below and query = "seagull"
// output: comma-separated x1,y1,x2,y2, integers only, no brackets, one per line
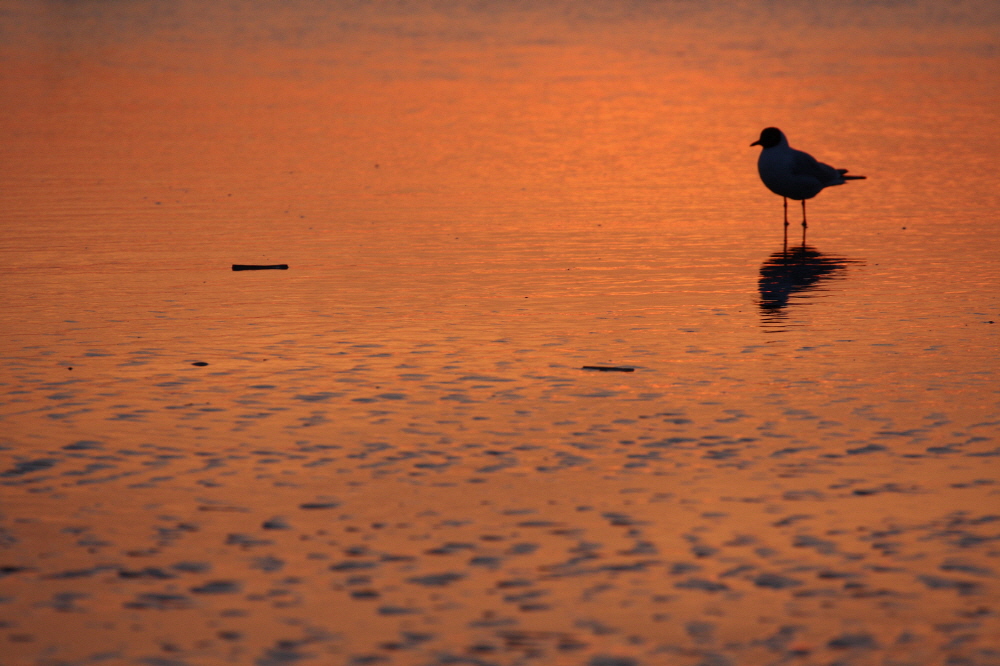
751,127,865,230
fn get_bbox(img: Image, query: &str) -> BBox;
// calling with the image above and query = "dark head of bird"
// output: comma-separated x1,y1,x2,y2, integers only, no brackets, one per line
751,127,784,149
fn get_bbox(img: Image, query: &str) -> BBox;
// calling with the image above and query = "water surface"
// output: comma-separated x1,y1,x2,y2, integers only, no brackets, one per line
1,1,999,664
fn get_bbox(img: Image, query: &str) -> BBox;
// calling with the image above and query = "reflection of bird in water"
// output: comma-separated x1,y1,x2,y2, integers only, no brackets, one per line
751,127,865,240
759,243,861,326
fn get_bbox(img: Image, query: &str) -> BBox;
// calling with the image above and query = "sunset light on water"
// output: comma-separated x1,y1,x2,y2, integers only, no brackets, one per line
1,1,999,664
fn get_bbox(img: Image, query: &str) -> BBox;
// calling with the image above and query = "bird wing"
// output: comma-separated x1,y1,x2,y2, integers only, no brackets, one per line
789,148,843,185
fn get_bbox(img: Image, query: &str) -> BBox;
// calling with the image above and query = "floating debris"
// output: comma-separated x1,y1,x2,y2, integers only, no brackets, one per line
232,264,289,271
581,366,635,372
299,501,340,510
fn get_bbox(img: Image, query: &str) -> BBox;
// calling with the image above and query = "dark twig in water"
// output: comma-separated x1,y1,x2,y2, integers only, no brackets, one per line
232,264,289,271
582,366,634,372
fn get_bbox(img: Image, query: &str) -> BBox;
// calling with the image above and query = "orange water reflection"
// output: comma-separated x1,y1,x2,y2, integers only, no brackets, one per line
1,2,999,664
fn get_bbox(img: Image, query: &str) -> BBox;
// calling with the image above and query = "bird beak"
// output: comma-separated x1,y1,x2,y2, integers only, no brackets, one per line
750,140,761,147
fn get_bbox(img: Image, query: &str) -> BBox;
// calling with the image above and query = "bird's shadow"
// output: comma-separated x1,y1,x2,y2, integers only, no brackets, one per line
758,241,862,329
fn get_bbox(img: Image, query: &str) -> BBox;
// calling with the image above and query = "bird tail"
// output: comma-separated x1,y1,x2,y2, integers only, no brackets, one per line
837,168,866,180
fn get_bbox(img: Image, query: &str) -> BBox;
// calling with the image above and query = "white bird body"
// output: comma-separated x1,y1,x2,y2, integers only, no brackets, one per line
751,127,865,230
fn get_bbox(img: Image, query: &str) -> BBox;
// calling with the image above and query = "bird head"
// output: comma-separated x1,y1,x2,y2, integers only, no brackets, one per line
751,127,786,149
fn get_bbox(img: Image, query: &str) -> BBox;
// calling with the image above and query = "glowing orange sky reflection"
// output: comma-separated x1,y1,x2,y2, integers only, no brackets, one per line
1,2,999,664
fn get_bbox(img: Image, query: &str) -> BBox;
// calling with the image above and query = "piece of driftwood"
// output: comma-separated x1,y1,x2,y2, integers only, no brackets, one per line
582,365,635,372
232,264,289,271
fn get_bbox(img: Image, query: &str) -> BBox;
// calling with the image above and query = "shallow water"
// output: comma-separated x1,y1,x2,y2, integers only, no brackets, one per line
2,1,999,665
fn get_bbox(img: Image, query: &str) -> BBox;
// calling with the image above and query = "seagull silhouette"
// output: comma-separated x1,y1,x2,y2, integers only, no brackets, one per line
751,127,865,231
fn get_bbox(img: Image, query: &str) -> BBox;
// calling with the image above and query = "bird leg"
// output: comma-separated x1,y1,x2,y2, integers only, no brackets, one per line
783,198,789,227
800,201,808,244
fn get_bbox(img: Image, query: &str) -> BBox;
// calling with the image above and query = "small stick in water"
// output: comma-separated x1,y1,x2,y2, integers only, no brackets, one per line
232,264,289,271
582,366,635,372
